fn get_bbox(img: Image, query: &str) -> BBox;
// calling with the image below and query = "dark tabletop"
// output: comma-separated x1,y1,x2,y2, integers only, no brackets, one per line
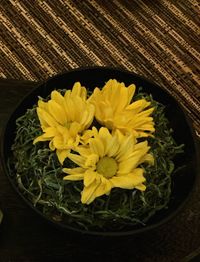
0,78,200,262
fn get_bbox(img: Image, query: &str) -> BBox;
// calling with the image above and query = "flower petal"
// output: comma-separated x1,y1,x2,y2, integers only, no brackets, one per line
56,149,70,164
84,104,95,128
71,82,87,100
49,140,55,150
63,173,84,181
126,99,150,112
115,133,136,161
127,84,136,104
63,167,85,175
111,168,145,189
38,99,48,110
94,176,112,198
118,147,149,174
43,127,59,138
84,170,98,187
135,183,146,191
48,100,67,125
68,153,86,168
80,128,96,144
106,136,120,157
139,153,154,165
69,122,82,137
85,154,99,168
33,134,49,144
51,90,65,105
89,137,105,158
37,108,57,127
81,179,101,204
53,134,69,149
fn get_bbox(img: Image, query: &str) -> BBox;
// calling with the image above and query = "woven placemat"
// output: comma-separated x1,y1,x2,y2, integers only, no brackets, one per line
0,0,200,133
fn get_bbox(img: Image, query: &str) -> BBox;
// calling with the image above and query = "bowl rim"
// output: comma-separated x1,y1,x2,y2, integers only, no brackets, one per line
1,66,199,237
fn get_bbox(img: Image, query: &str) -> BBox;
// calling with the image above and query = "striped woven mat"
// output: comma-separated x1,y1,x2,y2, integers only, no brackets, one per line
0,0,200,133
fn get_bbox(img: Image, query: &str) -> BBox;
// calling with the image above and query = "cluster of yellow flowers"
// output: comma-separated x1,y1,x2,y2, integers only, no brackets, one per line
33,79,155,204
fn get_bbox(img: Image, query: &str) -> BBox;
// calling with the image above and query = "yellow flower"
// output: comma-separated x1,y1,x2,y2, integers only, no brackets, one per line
63,127,154,205
33,82,95,164
88,79,155,137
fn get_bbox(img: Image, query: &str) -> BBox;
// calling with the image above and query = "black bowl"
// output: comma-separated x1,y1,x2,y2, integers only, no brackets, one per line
1,67,199,236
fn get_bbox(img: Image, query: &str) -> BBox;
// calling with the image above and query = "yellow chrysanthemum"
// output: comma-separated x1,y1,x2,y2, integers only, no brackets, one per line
88,79,155,137
63,127,154,205
33,82,95,164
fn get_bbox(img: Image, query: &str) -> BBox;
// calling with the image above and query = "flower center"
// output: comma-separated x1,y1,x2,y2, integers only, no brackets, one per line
96,156,118,178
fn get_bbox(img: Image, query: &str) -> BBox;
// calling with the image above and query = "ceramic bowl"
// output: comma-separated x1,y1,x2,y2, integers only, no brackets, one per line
1,67,199,236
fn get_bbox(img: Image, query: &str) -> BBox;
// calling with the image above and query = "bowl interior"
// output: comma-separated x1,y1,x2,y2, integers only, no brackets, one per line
1,67,198,236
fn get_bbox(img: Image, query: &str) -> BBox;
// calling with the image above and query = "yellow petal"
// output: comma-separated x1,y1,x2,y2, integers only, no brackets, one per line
81,178,101,204
33,134,49,144
48,100,67,125
126,99,150,111
135,183,146,191
137,131,152,138
71,97,84,121
105,81,122,112
49,140,55,150
55,126,78,149
89,138,105,158
80,128,96,144
64,89,71,100
136,107,154,117
116,84,129,111
111,168,145,189
94,128,114,156
88,87,101,104
115,134,135,161
80,109,89,126
38,100,48,110
127,84,136,104
135,125,155,131
98,127,119,156
37,108,57,128
53,135,68,149
43,127,59,138
85,154,99,168
71,82,87,100
68,153,86,168
51,90,65,105
84,170,98,187
56,149,70,164
57,125,70,136
63,167,85,175
133,140,149,151
118,147,149,174
65,97,76,121
139,153,154,165
84,104,95,128
98,127,111,141
76,146,91,157
69,122,81,137
63,173,84,181
94,176,112,198
102,119,115,130
106,136,120,157
62,99,71,123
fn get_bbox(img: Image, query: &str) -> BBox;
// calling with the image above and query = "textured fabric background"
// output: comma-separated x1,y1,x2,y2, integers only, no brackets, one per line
0,0,200,133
